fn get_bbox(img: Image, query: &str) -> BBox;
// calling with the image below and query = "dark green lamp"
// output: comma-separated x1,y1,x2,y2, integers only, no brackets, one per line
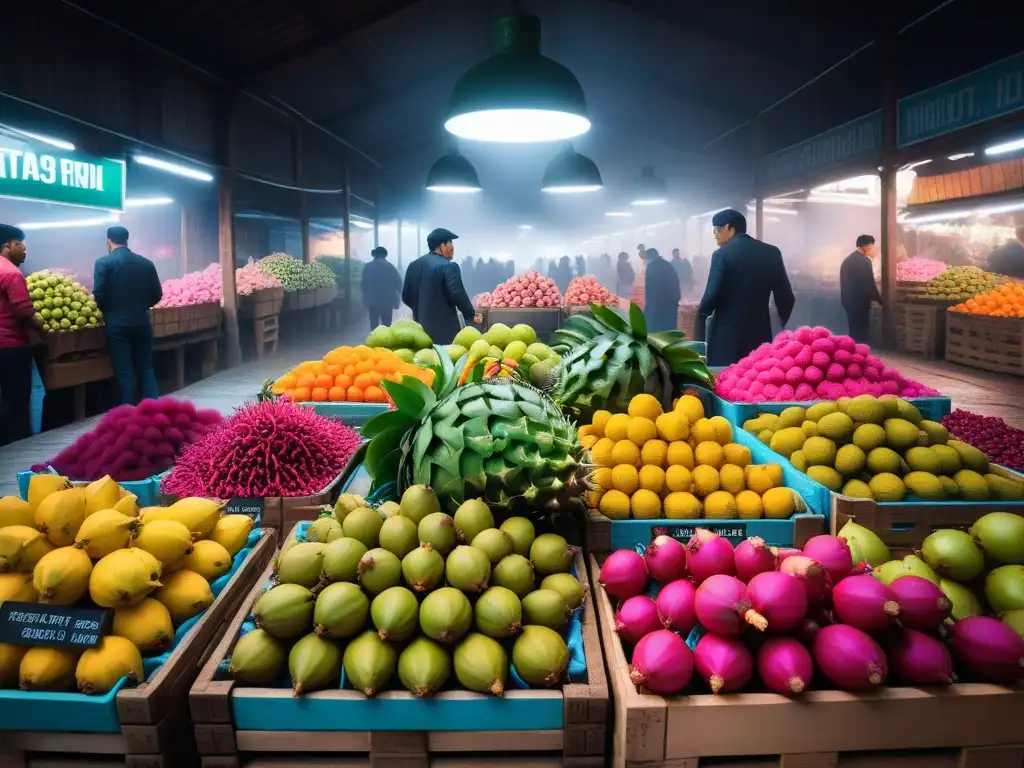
541,146,603,193
425,152,482,193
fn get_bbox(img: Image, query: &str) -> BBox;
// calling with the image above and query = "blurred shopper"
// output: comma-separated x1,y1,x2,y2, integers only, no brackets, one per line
642,248,680,332
597,253,614,291
556,255,573,293
697,209,795,367
988,226,1024,278
575,254,587,278
671,248,694,299
840,234,883,344
93,226,163,405
0,224,43,445
361,246,402,328
616,252,635,298
402,228,480,344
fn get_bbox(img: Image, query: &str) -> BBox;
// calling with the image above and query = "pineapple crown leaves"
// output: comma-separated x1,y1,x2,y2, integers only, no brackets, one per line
257,378,280,402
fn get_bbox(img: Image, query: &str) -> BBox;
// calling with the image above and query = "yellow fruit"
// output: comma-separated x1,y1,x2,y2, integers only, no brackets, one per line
27,474,71,511
591,437,615,468
763,488,802,519
133,519,195,565
611,440,641,467
89,549,163,608
719,464,746,495
142,498,225,538
592,467,613,491
33,546,92,605
769,428,807,459
746,465,781,495
628,394,663,421
690,418,717,445
604,413,632,442
211,515,254,557
704,491,737,519
664,492,702,519
19,647,79,691
182,540,232,581
626,417,658,447
83,476,121,516
598,490,631,520
113,598,175,654
76,636,143,695
665,465,693,493
674,394,704,423
869,473,907,502
0,496,35,529
655,412,689,442
641,439,668,469
586,489,603,509
0,643,28,688
0,526,53,573
807,466,843,492
691,466,720,497
709,416,733,444
113,494,139,517
591,410,612,436
581,434,598,450
639,465,666,495
631,490,662,519
611,465,640,495
775,406,807,430
74,510,135,559
0,572,36,606
735,490,764,519
155,570,214,625
694,442,726,470
34,489,86,547
666,441,694,469
722,444,752,468
578,425,595,440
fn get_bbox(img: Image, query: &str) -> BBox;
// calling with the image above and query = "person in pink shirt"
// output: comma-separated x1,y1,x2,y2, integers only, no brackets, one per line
0,224,43,445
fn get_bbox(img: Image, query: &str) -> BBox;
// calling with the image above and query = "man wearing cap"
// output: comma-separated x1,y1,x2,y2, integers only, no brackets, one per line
697,209,795,367
641,247,681,333
0,225,43,445
361,246,402,329
93,226,164,404
402,228,480,344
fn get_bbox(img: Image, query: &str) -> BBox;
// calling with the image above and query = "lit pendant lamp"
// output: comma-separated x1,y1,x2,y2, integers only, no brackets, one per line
425,151,482,193
541,147,603,194
445,13,591,143
631,166,668,206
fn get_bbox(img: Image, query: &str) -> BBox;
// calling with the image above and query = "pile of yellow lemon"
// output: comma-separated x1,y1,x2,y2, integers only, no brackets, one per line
579,393,804,521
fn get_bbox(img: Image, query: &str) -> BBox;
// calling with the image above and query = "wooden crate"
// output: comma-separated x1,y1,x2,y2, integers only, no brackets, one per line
480,308,562,341
239,287,285,320
314,285,338,306
151,307,183,339
192,303,223,334
946,312,1024,376
42,326,107,360
590,554,1024,768
894,301,941,358
0,528,278,768
251,315,279,360
190,544,608,768
894,281,931,302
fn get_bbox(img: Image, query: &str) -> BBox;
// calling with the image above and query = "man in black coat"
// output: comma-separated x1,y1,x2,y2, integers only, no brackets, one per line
361,246,402,328
642,247,680,333
402,228,480,344
988,226,1024,278
671,248,694,299
696,209,795,367
840,234,883,344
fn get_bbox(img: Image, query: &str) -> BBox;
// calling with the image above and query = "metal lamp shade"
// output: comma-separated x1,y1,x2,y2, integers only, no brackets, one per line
426,153,482,192
631,166,668,205
541,149,603,193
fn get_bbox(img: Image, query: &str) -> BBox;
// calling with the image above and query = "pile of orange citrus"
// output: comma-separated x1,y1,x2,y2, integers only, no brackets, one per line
952,282,1024,318
272,345,434,403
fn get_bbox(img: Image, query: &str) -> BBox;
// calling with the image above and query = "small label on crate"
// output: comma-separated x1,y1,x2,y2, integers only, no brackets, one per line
226,497,265,518
659,523,748,543
0,602,110,649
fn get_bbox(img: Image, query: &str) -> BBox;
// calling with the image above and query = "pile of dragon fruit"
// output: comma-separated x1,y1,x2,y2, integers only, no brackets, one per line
32,398,222,481
715,326,938,402
483,271,562,308
897,257,948,283
155,263,283,308
473,292,493,308
942,409,1024,471
564,275,621,307
600,530,1024,697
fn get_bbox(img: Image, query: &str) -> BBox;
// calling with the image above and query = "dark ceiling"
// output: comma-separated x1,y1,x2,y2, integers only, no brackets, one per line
65,0,1024,226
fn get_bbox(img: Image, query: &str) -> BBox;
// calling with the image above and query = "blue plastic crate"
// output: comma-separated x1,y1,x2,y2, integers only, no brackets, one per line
707,391,952,425
17,470,162,507
298,402,390,427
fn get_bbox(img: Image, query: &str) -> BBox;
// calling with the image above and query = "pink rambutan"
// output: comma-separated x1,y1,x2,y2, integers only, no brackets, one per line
795,383,815,399
804,367,825,385
763,384,780,399
777,384,796,401
846,363,863,379
785,367,804,384
854,343,871,356
796,328,815,344
826,363,846,382
793,347,813,367
811,351,831,368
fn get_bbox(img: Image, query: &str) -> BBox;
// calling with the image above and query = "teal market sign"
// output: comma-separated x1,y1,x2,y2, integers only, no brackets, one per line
763,111,882,190
898,52,1024,147
0,140,125,211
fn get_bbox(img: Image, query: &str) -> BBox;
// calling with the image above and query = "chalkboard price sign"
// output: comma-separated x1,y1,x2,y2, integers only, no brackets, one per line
226,497,265,518
658,523,748,544
0,602,111,650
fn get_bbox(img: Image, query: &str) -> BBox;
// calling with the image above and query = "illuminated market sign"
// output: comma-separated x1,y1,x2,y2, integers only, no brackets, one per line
763,111,882,190
898,52,1024,147
0,141,125,211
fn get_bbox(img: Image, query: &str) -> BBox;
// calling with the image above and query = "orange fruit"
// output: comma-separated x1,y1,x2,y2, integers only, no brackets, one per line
282,389,295,401
355,360,374,374
344,365,356,376
315,374,334,389
369,371,383,385
354,373,374,390
347,386,364,402
328,386,345,401
335,374,353,389
293,386,311,402
297,373,316,389
311,387,328,402
277,374,297,389
364,386,386,403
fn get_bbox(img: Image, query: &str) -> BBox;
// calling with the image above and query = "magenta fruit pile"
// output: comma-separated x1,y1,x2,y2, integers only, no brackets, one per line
33,397,222,481
599,531,1024,697
715,326,938,402
484,271,562,308
564,276,620,307
942,409,1024,471
162,400,361,499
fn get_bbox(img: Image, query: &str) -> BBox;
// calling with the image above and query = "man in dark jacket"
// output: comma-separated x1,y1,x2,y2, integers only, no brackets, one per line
697,209,795,367
361,246,402,328
671,248,694,299
988,226,1024,278
402,228,480,344
642,248,680,332
616,252,635,299
0,224,43,445
93,226,163,404
840,234,883,343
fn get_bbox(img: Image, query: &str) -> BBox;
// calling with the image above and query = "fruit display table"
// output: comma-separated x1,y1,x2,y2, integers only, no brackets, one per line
946,312,1024,377
481,307,562,342
280,289,317,313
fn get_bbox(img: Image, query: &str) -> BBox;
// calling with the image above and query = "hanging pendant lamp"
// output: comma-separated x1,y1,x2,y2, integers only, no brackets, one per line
631,166,668,206
541,146,603,193
425,151,482,193
445,13,591,143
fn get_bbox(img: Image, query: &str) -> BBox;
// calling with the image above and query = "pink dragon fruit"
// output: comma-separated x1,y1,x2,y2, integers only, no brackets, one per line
485,271,563,308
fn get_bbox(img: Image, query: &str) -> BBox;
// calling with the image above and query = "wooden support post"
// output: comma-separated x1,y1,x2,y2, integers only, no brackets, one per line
880,34,900,348
343,149,352,308
217,94,242,368
295,128,310,265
